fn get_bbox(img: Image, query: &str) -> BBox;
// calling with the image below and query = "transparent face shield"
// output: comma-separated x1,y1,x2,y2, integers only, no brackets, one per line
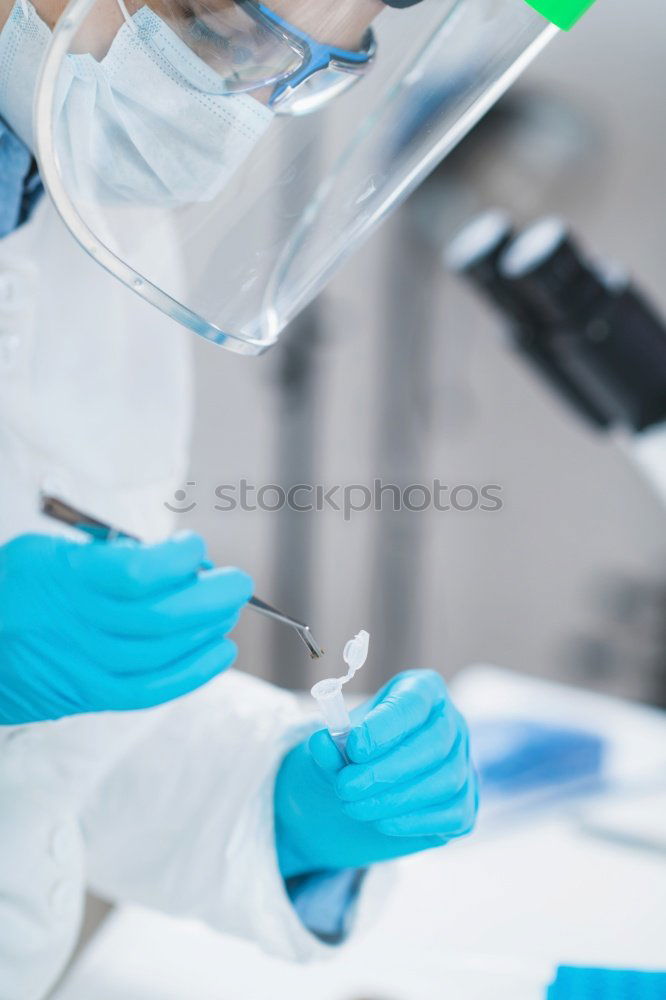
8,0,559,354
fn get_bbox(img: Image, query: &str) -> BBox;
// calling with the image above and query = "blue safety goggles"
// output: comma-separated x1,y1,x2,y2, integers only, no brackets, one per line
245,1,376,114
171,0,377,115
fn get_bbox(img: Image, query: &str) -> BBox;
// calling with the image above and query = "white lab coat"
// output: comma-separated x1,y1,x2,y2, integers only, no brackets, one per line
0,199,353,1000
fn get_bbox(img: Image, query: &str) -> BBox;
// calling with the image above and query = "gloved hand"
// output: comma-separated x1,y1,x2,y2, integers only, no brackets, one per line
275,670,477,877
0,532,253,724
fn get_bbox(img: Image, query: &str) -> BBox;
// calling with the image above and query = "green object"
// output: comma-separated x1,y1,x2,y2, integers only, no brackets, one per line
523,0,597,30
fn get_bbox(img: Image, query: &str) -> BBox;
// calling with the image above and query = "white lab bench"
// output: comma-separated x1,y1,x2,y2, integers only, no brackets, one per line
52,668,666,1000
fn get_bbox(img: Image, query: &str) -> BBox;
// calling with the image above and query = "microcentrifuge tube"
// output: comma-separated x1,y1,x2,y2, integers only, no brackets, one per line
311,630,370,758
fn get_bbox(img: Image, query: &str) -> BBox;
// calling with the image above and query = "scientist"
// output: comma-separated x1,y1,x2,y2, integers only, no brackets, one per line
0,1,477,997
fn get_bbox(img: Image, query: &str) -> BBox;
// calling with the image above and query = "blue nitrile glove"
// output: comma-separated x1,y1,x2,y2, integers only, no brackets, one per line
275,670,478,877
0,533,253,724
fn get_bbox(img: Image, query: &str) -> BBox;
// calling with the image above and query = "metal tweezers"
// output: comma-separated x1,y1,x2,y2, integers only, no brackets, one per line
40,494,324,659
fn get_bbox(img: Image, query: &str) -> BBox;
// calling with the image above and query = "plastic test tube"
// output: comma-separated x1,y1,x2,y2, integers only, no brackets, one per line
311,678,352,759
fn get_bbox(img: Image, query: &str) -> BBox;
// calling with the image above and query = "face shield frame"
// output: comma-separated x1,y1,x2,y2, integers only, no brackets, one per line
33,0,566,358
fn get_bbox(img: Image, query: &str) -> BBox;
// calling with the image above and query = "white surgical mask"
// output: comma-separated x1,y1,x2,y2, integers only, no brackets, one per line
0,0,274,205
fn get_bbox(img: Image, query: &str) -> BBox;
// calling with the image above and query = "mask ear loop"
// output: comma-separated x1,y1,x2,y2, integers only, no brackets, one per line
116,0,138,33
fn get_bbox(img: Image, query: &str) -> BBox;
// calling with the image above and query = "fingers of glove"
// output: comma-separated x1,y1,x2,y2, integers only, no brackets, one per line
341,738,470,822
63,533,208,598
374,776,478,839
347,670,448,764
110,636,239,710
73,567,253,637
95,614,241,675
337,709,463,801
308,728,347,774
140,567,254,633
